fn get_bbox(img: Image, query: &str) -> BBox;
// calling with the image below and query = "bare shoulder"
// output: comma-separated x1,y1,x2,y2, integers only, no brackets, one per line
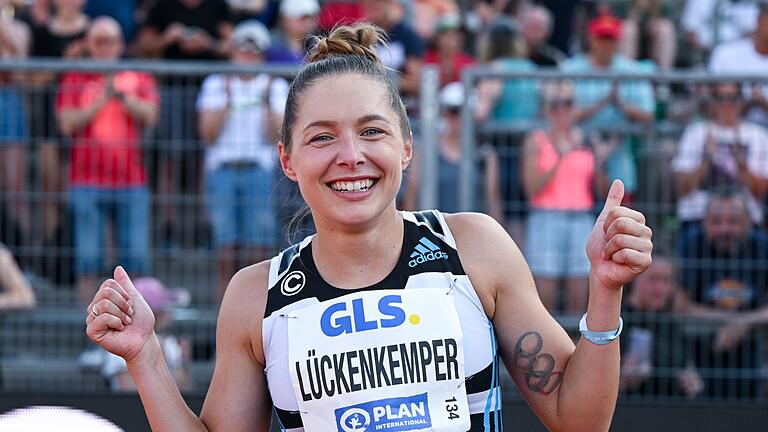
443,212,532,318
218,259,272,364
443,212,526,269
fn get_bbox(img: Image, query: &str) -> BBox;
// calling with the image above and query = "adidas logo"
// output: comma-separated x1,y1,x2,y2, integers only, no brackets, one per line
408,237,449,268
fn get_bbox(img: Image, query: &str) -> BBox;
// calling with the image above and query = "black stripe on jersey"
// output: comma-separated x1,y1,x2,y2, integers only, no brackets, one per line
278,243,302,275
469,410,502,431
465,361,494,395
412,210,444,236
274,406,303,429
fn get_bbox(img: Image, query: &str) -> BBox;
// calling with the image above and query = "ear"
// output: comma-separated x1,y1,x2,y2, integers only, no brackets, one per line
401,132,414,171
278,141,298,182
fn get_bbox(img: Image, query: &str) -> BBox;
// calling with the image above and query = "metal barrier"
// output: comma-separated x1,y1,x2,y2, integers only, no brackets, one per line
0,59,766,406
451,66,768,403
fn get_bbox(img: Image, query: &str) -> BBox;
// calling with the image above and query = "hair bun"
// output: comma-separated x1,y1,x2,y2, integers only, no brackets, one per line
308,23,386,66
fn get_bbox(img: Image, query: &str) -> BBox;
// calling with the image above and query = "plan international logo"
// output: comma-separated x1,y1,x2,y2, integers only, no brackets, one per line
335,393,432,432
408,237,449,268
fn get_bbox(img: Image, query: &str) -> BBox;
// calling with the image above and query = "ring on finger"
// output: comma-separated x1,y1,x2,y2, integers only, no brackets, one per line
91,304,99,318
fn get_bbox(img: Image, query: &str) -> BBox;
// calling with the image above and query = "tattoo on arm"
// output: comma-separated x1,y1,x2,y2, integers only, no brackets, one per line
514,331,563,395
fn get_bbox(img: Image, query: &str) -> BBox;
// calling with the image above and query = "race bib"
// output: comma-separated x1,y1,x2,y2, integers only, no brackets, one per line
288,289,470,432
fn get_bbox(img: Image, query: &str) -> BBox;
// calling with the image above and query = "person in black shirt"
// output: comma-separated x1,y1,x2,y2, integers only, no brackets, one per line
362,0,425,96
134,0,233,60
678,185,768,399
520,4,566,67
620,255,703,398
134,0,235,249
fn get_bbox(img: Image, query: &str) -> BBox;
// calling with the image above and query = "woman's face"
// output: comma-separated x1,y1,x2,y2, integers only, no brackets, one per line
545,93,575,126
279,74,412,228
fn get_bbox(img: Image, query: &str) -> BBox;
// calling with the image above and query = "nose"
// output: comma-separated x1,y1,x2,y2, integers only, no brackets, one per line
336,132,365,167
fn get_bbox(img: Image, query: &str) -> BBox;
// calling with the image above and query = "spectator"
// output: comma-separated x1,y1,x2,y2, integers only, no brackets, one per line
538,0,580,54
197,21,288,300
521,81,607,314
134,0,234,250
620,255,703,398
134,0,232,60
411,0,459,41
0,1,31,246
672,81,768,232
561,12,655,203
265,0,319,65
519,4,566,67
682,0,759,55
402,82,501,218
423,13,475,87
101,276,192,392
317,0,365,31
678,186,768,399
475,18,538,245
228,0,274,26
28,0,90,254
0,243,36,310
56,17,159,303
709,4,768,128
85,0,140,44
363,0,425,96
263,0,318,246
617,0,677,70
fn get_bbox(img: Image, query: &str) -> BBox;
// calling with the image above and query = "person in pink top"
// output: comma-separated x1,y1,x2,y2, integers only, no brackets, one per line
522,81,610,314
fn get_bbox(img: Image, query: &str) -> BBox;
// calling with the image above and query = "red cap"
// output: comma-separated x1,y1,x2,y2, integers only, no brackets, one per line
588,14,622,39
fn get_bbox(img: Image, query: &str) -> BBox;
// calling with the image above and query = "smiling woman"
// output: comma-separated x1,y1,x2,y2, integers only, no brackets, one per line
85,22,653,432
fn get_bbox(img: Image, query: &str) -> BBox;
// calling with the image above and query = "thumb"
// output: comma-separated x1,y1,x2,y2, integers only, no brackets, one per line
114,266,142,301
598,179,624,220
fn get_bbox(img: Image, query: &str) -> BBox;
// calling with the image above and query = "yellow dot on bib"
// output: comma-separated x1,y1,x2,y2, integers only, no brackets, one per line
409,314,421,325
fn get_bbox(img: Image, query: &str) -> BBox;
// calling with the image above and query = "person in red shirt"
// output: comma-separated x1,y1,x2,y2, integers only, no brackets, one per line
423,13,475,88
57,16,159,303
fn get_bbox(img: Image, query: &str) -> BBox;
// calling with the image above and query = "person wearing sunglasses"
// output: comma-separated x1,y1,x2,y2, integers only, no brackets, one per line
522,81,610,314
672,81,768,237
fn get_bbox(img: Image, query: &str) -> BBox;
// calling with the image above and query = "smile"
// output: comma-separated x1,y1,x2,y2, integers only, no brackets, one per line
328,178,377,192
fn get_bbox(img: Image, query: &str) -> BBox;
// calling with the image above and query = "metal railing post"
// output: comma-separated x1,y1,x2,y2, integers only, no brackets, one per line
459,68,477,212
418,66,440,210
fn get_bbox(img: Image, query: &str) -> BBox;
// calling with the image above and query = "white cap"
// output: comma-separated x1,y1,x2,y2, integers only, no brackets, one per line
279,0,321,18
440,82,465,109
231,20,271,52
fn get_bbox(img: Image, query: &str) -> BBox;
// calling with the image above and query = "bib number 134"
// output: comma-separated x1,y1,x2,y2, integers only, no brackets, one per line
445,397,461,420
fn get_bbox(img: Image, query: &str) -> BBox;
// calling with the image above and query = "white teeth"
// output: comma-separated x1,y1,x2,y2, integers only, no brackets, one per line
330,179,375,192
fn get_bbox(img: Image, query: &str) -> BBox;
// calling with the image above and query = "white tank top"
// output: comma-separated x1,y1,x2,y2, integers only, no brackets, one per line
263,211,503,431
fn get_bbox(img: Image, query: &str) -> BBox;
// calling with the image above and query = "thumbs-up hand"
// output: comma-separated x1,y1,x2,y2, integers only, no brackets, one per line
86,266,156,362
586,180,653,291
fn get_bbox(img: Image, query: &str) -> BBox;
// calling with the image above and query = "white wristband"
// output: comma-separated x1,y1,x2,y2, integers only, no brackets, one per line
579,313,623,345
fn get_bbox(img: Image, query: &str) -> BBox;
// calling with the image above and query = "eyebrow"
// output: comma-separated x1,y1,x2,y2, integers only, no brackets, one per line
303,114,391,132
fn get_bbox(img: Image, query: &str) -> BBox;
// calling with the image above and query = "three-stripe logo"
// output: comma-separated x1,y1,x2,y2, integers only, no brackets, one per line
408,237,449,268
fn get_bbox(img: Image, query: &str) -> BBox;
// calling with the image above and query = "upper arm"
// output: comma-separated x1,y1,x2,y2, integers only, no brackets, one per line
445,213,576,430
200,262,272,432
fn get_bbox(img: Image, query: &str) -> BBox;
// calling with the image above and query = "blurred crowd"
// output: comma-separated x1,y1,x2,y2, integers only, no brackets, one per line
1,0,768,401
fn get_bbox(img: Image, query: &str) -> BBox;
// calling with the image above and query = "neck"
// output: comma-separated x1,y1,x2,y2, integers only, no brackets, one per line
311,208,404,288
716,117,739,128
551,124,572,137
55,9,82,23
755,35,768,55
589,53,611,69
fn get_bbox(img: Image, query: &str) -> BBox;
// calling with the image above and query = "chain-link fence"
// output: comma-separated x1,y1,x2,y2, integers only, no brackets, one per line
1,58,768,406
443,65,768,403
